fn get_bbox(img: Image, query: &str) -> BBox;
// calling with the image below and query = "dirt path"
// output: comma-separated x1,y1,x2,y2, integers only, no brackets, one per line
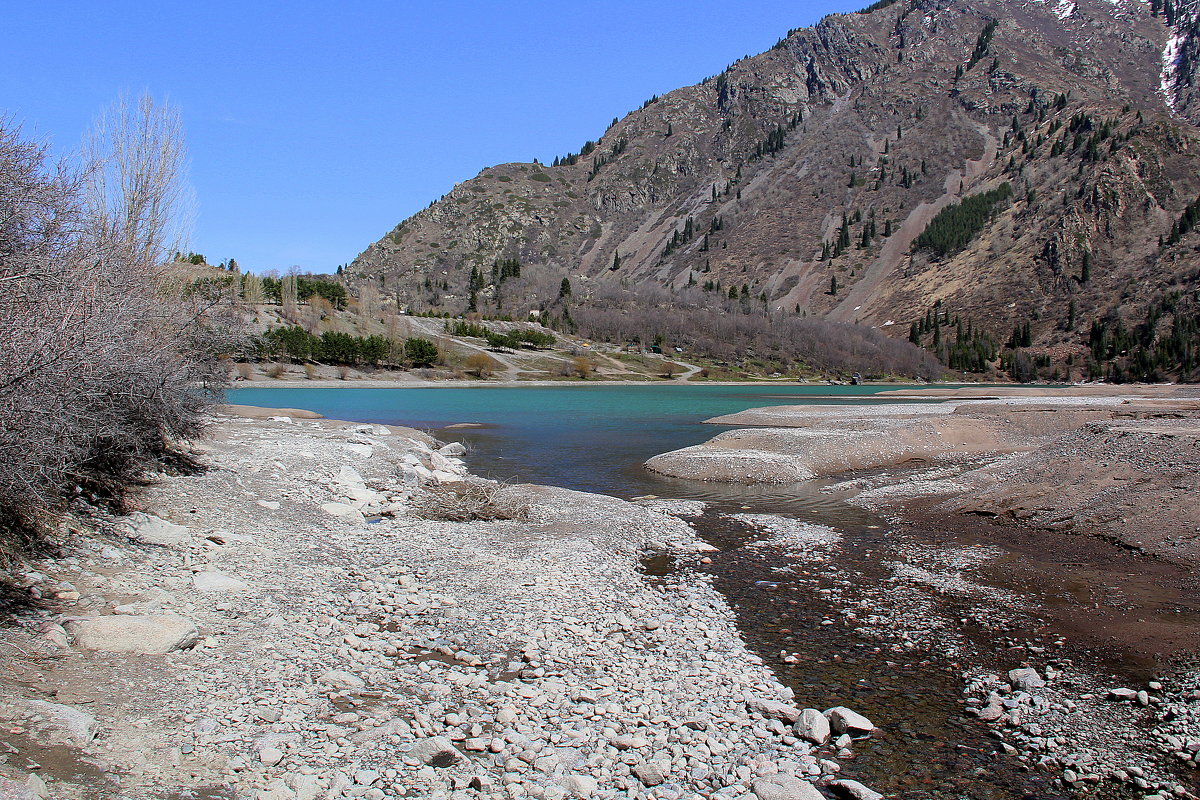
827,120,998,323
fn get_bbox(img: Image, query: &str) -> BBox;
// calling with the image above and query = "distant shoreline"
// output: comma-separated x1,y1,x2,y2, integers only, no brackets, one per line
224,377,1182,391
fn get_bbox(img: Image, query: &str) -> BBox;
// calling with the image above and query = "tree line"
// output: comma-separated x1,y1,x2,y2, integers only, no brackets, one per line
251,326,440,368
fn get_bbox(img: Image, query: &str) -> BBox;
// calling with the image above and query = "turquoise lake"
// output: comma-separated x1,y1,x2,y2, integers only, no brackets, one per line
226,384,930,500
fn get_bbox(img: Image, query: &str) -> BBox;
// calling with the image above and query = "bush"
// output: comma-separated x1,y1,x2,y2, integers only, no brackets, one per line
464,352,497,378
409,481,529,522
0,104,228,557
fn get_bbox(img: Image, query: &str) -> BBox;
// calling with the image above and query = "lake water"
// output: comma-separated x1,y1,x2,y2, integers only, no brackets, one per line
227,383,929,506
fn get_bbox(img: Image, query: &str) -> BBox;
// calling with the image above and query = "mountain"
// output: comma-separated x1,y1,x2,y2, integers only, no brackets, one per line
349,0,1200,380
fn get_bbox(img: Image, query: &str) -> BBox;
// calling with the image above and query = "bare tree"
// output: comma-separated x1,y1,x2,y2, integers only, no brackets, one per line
242,272,264,303
83,92,194,269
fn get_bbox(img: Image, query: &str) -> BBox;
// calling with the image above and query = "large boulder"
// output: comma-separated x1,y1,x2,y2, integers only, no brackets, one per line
19,700,98,745
752,775,825,800
830,779,885,800
116,512,190,546
793,708,831,744
1007,667,1046,690
192,570,250,593
65,615,198,654
747,697,804,724
320,502,364,523
0,777,37,800
409,736,462,767
825,706,876,735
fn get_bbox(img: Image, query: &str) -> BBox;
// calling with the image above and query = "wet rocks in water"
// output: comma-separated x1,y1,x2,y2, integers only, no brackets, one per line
964,666,1200,795
747,697,804,724
830,778,886,800
825,706,876,735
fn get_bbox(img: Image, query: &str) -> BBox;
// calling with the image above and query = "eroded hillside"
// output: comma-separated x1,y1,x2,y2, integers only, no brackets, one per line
350,0,1200,378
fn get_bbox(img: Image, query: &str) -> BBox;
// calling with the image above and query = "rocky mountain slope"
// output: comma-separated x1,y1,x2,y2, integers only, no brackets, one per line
350,0,1200,376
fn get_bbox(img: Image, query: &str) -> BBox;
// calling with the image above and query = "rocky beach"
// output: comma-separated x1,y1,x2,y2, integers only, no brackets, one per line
0,410,887,800
2,387,1200,800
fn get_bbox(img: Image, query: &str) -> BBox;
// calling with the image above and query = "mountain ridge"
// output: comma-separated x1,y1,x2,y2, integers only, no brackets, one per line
349,0,1200,380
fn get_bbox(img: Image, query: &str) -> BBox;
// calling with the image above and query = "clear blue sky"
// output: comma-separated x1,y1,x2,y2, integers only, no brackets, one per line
3,1,858,274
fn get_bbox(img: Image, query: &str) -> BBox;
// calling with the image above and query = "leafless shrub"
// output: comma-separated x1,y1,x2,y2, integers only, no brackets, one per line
337,365,351,380
571,356,594,378
235,362,253,380
265,363,287,379
0,98,230,554
304,363,318,380
463,352,496,378
409,481,529,522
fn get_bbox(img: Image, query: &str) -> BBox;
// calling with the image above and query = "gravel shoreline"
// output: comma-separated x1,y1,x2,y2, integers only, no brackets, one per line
0,412,886,800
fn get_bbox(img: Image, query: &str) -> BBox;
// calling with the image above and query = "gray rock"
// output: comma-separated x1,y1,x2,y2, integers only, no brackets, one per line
255,780,293,800
354,770,381,785
793,708,831,744
825,706,875,735
258,746,284,766
409,736,463,767
320,502,363,522
20,700,98,745
748,698,804,724
560,774,598,798
830,779,884,800
1108,688,1138,701
65,615,197,654
0,778,37,800
976,702,1005,722
632,762,667,787
22,774,46,800
319,670,365,689
1008,668,1046,690
439,442,467,456
193,570,251,593
117,512,190,546
752,775,825,800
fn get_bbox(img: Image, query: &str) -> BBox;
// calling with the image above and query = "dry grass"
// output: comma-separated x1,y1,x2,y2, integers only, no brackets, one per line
409,481,529,522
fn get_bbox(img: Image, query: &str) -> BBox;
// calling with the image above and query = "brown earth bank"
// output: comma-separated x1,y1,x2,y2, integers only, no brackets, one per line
647,387,1200,569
